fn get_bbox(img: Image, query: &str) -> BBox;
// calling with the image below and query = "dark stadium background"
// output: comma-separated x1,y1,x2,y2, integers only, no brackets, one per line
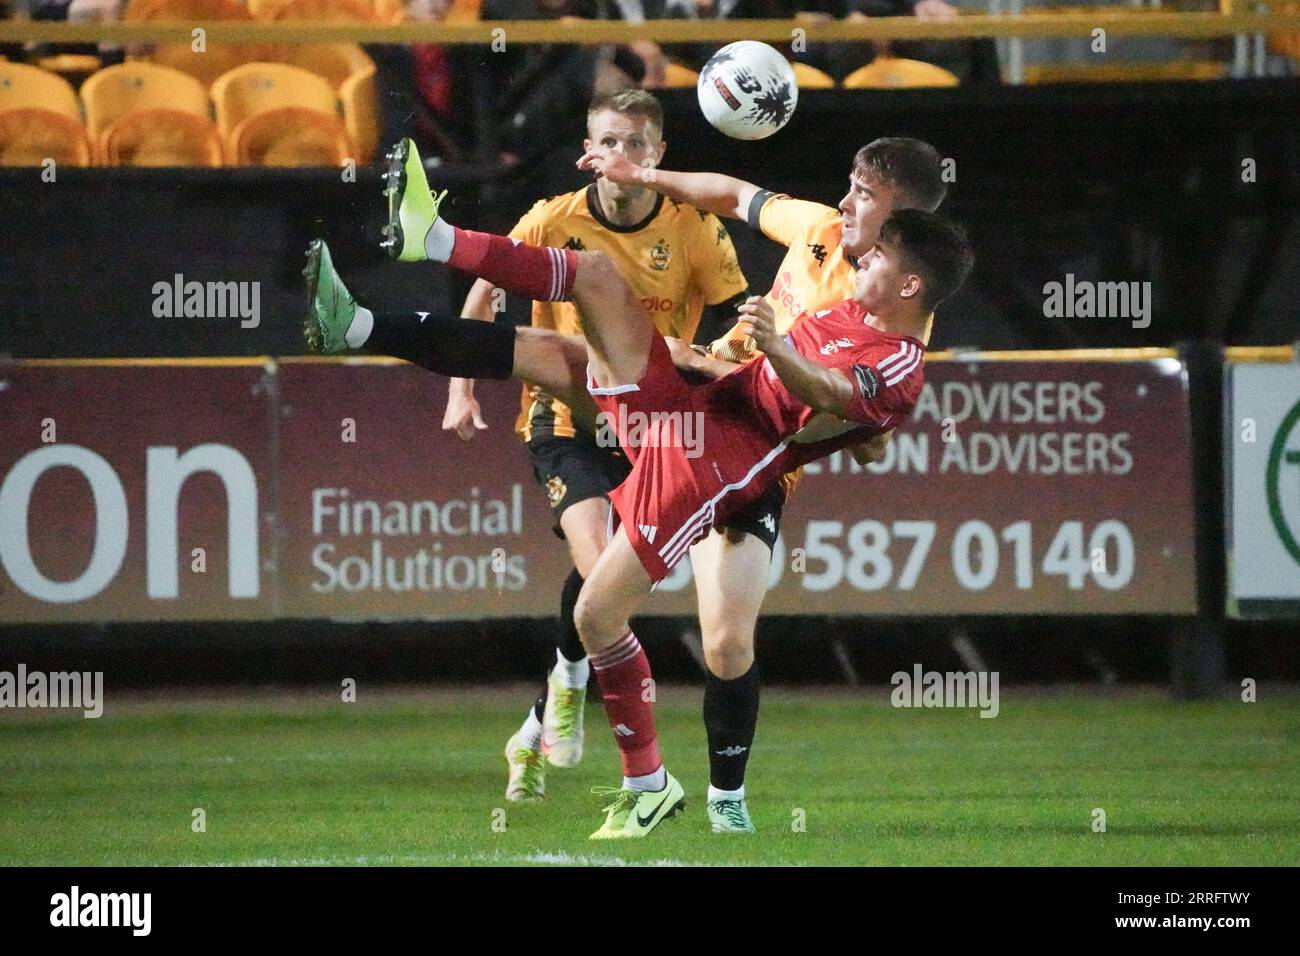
2,82,1298,692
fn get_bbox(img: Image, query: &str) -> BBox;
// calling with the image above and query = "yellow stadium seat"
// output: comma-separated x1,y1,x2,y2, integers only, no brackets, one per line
281,43,375,88
211,62,339,137
792,62,836,89
81,62,221,165
101,110,224,165
1022,62,1225,84
662,62,699,88
81,62,209,140
340,63,379,161
212,62,348,166
374,0,405,21
125,0,277,87
1271,2,1300,59
842,57,959,89
250,0,381,20
36,53,104,80
233,108,351,166
0,62,93,166
0,61,81,120
447,0,479,19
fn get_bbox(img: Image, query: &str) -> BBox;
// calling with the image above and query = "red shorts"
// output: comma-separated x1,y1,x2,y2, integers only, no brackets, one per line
587,334,774,583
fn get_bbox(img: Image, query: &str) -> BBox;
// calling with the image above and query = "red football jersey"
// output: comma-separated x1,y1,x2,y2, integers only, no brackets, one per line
590,299,926,580
705,298,926,476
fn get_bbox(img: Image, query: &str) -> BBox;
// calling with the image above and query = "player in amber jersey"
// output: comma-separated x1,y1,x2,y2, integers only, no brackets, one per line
302,207,975,838
506,174,745,445
579,137,949,360
575,136,948,822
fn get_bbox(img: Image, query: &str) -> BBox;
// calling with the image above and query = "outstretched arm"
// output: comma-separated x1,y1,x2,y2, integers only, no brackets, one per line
443,277,497,441
737,297,856,415
577,146,762,223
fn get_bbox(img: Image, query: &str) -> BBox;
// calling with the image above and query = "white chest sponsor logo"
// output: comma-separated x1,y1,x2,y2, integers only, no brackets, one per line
819,336,855,355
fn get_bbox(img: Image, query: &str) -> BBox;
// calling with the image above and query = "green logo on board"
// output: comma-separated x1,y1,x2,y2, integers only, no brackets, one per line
1266,397,1300,566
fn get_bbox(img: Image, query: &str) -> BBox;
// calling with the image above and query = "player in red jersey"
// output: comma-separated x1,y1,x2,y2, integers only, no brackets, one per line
304,203,973,837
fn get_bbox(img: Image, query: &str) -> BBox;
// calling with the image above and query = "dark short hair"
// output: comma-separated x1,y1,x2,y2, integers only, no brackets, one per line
878,208,975,312
587,89,664,137
853,137,947,212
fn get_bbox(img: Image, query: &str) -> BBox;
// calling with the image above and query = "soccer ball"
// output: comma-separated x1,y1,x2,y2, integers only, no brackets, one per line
697,41,799,141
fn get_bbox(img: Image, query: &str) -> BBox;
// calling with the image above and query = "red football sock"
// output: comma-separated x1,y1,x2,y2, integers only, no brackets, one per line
589,630,662,778
447,228,577,302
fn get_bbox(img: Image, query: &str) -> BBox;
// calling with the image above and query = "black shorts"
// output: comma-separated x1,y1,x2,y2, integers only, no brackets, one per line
526,432,785,551
717,481,784,553
527,432,631,538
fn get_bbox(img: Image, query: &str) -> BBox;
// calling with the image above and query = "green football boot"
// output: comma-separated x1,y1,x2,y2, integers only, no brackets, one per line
380,137,450,263
302,239,358,354
504,734,546,803
707,797,757,834
589,772,685,840
541,673,586,769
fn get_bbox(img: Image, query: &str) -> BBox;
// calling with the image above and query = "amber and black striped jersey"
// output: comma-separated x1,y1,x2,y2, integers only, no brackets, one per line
508,184,748,442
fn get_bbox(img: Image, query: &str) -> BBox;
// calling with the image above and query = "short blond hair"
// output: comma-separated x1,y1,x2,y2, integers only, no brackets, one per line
586,89,664,137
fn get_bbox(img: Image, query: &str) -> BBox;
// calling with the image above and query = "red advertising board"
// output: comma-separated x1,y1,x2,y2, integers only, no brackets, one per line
0,352,1197,622
274,359,570,620
0,361,275,622
649,353,1198,615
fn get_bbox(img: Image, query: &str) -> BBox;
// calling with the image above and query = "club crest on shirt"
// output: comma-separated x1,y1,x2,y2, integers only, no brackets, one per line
650,238,671,271
819,336,855,355
545,476,568,508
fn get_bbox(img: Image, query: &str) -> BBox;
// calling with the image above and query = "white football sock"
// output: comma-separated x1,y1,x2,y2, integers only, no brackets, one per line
515,709,543,752
552,650,589,690
624,766,667,793
344,306,373,349
422,217,455,263
708,784,745,803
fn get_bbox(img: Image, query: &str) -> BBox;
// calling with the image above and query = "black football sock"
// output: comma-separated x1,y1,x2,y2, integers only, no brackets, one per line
704,662,760,793
530,568,588,721
557,568,587,663
364,312,514,379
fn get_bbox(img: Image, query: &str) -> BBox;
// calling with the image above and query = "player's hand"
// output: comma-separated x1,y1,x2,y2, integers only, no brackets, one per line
850,429,894,466
443,379,488,442
663,336,698,371
736,295,781,354
576,145,651,187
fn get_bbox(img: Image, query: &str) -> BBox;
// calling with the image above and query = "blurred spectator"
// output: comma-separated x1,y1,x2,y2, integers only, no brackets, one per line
607,0,766,78
369,0,495,165
834,0,1000,85
1,0,21,63
478,0,651,170
26,0,125,69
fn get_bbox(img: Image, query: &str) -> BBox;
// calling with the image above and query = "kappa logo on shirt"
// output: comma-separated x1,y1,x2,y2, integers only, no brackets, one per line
819,336,855,355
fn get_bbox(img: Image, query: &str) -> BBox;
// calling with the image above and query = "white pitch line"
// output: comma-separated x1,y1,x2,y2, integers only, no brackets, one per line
204,850,705,868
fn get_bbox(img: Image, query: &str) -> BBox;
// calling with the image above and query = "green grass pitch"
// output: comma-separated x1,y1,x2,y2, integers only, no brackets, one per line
2,686,1297,866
